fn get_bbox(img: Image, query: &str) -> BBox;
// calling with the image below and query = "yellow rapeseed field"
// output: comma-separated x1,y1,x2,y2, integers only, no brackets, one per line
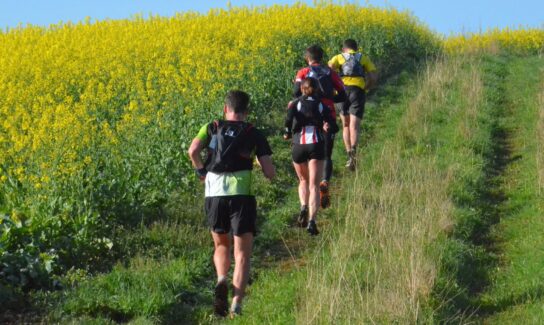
0,4,437,191
444,27,544,55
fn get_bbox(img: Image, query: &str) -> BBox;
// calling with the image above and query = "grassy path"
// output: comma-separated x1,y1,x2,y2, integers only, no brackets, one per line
228,70,418,325
431,54,544,323
477,56,544,323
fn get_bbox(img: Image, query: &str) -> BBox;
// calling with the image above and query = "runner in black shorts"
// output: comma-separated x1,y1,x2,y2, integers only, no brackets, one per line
341,85,366,119
284,78,337,236
188,90,275,318
292,142,325,163
329,39,378,170
206,195,257,235
293,45,346,209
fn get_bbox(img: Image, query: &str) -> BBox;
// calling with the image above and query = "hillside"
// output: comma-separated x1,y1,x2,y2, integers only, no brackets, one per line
1,3,543,324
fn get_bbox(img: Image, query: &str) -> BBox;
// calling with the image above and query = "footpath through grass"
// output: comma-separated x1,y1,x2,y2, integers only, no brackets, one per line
428,54,544,323
476,56,544,323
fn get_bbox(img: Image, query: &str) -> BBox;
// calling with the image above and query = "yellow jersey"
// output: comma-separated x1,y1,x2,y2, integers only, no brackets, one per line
328,50,376,90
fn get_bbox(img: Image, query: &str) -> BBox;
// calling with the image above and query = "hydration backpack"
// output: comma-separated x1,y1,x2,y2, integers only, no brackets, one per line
306,65,335,99
205,121,253,173
294,97,324,130
341,53,365,77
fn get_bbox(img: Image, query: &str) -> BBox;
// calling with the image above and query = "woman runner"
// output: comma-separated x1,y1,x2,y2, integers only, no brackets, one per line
284,78,338,235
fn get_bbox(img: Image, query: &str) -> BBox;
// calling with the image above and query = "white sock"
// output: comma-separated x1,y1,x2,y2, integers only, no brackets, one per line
217,275,227,284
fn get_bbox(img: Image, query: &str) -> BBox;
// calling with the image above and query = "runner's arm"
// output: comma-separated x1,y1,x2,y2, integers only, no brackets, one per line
255,130,275,180
328,55,340,71
293,81,302,98
188,138,206,169
284,101,296,138
322,105,339,133
188,123,210,169
257,155,275,180
363,57,378,90
365,71,378,90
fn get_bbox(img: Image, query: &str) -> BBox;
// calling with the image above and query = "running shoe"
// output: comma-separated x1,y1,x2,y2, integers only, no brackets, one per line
320,181,330,209
297,208,309,228
229,304,242,319
214,280,229,317
307,220,319,236
346,150,356,171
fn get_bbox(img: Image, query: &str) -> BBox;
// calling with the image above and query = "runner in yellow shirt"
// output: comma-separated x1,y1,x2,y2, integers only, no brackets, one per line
328,39,378,170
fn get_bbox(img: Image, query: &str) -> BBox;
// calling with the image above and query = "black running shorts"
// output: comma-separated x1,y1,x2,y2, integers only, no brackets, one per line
338,85,366,119
292,142,325,164
205,195,257,236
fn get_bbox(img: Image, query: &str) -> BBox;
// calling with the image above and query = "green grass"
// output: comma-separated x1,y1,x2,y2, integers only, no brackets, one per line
477,56,544,323
428,54,544,323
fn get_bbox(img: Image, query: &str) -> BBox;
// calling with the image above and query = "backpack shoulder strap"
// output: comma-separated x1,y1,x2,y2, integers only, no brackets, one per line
342,52,350,61
355,53,363,61
321,65,331,75
212,120,223,130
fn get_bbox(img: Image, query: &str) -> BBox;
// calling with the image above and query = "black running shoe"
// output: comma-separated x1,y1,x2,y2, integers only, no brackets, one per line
307,220,319,236
214,280,228,317
297,208,308,228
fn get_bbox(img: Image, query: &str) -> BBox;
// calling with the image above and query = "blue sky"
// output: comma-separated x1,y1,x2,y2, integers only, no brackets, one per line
0,0,542,35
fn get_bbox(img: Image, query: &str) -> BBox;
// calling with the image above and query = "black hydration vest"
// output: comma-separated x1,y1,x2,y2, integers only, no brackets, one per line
292,96,324,132
307,65,335,99
205,121,253,173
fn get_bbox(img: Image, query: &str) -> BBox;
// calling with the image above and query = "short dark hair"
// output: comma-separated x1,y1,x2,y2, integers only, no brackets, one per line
304,45,324,62
343,39,358,51
225,90,250,114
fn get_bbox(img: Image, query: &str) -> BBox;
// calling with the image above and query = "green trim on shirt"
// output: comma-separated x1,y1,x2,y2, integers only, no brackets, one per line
205,170,254,197
196,123,209,141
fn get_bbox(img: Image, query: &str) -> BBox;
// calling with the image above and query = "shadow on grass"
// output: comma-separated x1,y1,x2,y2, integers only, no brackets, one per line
478,284,544,316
